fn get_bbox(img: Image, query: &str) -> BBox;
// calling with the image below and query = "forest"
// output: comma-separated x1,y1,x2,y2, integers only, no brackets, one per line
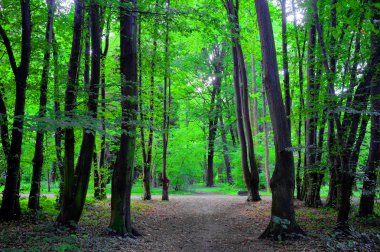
0,0,379,251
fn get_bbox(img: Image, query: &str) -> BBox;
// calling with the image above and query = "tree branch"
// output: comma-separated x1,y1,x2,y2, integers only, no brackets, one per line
0,24,18,75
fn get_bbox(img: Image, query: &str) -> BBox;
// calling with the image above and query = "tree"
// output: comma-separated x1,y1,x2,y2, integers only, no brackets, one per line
28,0,55,211
57,0,101,227
254,0,305,239
140,0,159,200
224,0,261,202
279,0,291,131
109,0,138,235
162,0,171,201
219,113,233,184
206,45,225,187
311,0,377,231
95,6,112,201
0,0,31,220
290,0,307,201
359,1,380,217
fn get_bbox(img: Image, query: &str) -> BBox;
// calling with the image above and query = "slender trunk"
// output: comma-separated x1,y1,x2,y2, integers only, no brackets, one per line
251,55,259,138
262,88,270,193
302,21,317,205
225,0,260,202
28,0,55,210
219,114,233,184
254,0,304,239
225,99,237,147
291,0,306,200
280,0,291,131
312,0,377,230
0,0,31,220
0,85,10,158
52,34,64,207
96,11,111,201
359,9,380,215
57,0,101,226
303,29,323,207
109,0,138,235
162,0,171,200
143,2,159,200
206,90,218,187
206,46,224,187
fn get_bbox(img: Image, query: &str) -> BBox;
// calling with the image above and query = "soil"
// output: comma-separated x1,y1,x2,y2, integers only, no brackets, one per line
129,194,325,252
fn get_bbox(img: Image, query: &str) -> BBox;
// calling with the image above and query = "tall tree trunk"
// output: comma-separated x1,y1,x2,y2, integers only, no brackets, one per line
225,98,237,147
251,55,259,138
206,45,224,187
311,0,376,231
359,7,380,216
57,0,101,226
225,0,260,202
219,114,233,184
325,6,365,209
57,0,84,225
28,0,55,210
291,0,306,200
303,20,323,207
109,0,138,235
262,87,270,193
96,9,111,201
162,0,171,201
52,33,64,207
280,0,291,131
142,1,159,200
254,0,304,239
0,0,31,220
301,20,316,204
0,86,10,159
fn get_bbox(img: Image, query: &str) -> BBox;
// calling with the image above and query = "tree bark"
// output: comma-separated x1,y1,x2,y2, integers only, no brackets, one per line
219,114,233,184
143,1,159,199
311,0,377,231
109,0,138,235
0,0,31,220
57,0,101,227
28,0,55,211
224,0,261,202
52,33,64,207
206,45,224,187
96,9,111,201
162,0,171,201
302,19,323,207
251,55,259,138
280,0,291,131
359,7,380,216
291,0,306,200
262,87,270,193
254,0,304,240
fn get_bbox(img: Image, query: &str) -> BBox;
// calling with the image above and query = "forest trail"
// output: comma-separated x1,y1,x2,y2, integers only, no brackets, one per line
133,194,270,251
128,194,326,252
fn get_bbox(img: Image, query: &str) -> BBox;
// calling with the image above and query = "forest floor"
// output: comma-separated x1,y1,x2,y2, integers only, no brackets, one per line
0,193,379,251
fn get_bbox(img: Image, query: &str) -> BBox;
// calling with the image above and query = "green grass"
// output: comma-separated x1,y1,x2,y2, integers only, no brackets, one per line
1,180,365,199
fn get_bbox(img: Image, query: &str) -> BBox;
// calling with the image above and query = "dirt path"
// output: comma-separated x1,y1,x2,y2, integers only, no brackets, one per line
128,194,326,252
137,195,261,251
